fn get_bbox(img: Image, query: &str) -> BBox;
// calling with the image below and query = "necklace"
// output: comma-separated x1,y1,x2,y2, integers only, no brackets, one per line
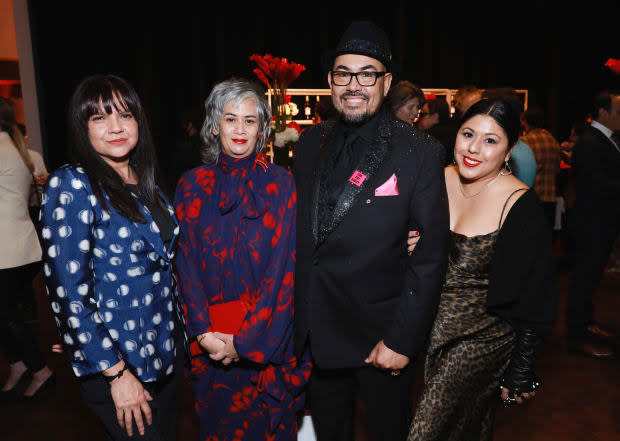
458,171,502,199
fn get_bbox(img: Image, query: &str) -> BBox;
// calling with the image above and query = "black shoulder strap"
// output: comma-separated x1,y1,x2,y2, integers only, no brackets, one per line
498,188,528,229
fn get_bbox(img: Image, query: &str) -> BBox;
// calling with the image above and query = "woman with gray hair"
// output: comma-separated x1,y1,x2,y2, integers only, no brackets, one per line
174,78,312,441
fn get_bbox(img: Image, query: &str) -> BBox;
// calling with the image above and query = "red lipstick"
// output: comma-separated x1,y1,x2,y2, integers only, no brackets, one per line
108,138,128,145
232,139,247,144
463,156,481,167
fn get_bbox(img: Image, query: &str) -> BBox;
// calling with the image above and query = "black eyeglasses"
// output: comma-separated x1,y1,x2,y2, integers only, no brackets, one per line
330,70,388,86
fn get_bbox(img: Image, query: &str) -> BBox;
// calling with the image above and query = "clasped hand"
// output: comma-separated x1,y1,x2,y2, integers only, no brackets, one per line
198,332,239,365
365,340,409,373
500,387,536,405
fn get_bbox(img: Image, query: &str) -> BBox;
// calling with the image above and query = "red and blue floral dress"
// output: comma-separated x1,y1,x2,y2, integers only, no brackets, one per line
175,152,311,441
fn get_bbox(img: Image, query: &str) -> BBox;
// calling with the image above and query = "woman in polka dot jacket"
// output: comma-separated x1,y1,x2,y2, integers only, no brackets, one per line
41,75,186,440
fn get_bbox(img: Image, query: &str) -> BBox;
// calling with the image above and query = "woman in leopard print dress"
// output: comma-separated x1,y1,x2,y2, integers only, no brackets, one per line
408,99,556,440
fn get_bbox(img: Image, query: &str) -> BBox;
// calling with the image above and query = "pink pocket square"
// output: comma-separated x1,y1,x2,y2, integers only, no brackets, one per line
375,173,399,196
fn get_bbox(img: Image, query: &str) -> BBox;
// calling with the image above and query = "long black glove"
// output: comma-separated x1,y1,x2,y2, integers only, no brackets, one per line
500,328,542,407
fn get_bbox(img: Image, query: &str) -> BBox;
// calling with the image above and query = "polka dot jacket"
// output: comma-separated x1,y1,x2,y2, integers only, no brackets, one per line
40,165,183,381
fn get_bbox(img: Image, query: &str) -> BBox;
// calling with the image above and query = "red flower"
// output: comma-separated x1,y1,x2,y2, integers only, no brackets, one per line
250,54,306,89
253,68,271,88
604,58,620,75
286,121,301,133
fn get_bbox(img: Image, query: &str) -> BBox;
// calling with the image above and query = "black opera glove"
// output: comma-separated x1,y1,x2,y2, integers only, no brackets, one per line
499,328,542,407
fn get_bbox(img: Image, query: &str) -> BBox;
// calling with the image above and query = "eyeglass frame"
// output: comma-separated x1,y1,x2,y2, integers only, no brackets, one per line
330,70,390,87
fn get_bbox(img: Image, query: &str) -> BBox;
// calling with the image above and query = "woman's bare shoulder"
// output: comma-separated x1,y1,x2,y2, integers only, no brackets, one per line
497,175,529,226
444,165,459,183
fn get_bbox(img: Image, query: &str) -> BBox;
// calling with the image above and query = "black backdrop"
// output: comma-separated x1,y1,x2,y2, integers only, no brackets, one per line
27,1,619,177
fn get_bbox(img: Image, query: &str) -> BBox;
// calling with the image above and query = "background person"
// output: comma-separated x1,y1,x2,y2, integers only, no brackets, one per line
453,85,482,119
386,80,426,125
483,88,537,187
423,97,459,166
520,106,561,230
0,97,54,400
566,90,620,359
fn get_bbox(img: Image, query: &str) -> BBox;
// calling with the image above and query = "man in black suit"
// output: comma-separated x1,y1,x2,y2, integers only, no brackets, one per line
567,90,620,359
293,21,449,441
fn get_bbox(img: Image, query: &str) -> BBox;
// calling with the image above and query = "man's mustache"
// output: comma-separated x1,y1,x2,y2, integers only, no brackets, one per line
340,92,369,101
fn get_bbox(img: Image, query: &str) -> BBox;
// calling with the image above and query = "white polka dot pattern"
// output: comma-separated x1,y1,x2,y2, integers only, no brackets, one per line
40,165,186,382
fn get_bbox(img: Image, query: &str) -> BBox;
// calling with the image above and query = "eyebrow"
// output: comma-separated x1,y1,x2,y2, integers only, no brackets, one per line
223,112,257,118
462,126,501,137
334,65,379,71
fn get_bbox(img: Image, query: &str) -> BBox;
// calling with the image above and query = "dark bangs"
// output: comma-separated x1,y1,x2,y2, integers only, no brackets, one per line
77,77,140,121
68,74,161,223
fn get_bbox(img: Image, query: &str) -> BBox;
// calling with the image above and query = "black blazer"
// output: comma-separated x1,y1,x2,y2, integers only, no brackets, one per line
487,189,557,337
571,125,620,221
293,112,449,368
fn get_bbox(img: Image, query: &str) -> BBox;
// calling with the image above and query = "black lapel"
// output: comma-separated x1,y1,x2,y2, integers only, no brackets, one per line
590,125,620,155
310,119,338,246
317,112,393,246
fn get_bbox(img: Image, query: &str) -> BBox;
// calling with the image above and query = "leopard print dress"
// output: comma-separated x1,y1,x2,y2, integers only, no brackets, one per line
408,230,516,441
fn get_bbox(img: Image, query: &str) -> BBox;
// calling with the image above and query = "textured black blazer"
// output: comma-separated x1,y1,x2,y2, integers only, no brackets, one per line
293,112,449,368
571,125,620,221
487,189,557,337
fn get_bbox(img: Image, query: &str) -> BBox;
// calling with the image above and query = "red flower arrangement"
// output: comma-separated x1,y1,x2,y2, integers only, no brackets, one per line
250,54,305,133
250,54,305,90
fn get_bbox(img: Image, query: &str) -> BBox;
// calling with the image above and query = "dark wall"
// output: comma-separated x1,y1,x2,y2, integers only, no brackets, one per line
28,1,619,173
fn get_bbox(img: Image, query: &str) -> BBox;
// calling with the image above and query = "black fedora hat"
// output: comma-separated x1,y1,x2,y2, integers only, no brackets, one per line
322,21,394,73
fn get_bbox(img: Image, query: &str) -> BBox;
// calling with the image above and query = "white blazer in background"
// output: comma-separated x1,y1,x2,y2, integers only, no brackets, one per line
0,131,42,269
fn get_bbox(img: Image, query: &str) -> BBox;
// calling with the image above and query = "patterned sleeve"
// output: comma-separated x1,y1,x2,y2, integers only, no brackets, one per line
40,167,123,376
234,173,297,365
174,171,211,339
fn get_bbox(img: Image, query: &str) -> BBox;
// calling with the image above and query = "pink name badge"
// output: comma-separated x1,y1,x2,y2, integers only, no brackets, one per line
349,170,367,187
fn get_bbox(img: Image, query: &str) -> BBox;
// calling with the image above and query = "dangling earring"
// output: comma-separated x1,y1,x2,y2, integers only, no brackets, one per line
452,158,457,166
500,159,513,176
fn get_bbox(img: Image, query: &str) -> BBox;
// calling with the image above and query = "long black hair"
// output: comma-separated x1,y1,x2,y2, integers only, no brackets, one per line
459,98,521,150
68,75,161,222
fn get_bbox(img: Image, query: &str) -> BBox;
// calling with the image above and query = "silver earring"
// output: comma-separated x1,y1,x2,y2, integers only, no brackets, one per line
500,160,513,176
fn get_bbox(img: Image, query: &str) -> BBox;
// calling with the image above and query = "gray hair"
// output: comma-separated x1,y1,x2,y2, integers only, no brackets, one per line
200,78,271,164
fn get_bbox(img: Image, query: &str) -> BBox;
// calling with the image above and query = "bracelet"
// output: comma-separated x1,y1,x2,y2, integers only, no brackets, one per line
102,364,128,384
196,334,207,344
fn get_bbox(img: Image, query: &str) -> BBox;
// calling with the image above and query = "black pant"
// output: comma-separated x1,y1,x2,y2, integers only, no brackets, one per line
309,364,415,441
78,322,185,441
567,211,620,338
542,202,556,232
0,261,45,372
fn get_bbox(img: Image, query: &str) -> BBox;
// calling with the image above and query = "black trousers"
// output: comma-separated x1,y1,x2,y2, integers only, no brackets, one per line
78,325,185,441
0,261,45,372
567,209,620,338
309,363,415,441
542,202,557,234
